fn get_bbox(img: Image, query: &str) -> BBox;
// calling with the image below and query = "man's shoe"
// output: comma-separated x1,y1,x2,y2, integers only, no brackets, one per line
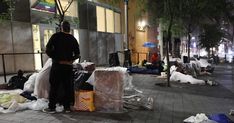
42,108,56,114
64,108,71,113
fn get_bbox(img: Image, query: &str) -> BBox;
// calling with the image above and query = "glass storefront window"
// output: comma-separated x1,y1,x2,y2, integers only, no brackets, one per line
32,24,42,70
44,29,54,47
96,6,121,33
106,9,114,33
96,6,106,32
114,12,121,33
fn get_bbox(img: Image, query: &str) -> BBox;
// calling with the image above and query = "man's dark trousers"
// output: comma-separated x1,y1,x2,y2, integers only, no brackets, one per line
48,62,73,110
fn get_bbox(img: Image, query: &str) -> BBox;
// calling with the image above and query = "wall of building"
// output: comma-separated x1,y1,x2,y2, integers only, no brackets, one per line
0,0,124,75
0,0,33,74
78,29,89,62
78,28,123,66
118,0,159,64
0,21,34,74
88,31,116,66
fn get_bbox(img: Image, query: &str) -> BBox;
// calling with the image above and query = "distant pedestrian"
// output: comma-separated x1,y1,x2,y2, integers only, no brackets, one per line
43,21,80,113
151,53,159,64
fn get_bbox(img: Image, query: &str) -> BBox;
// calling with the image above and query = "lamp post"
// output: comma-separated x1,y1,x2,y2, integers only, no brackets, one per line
124,0,128,49
123,0,132,67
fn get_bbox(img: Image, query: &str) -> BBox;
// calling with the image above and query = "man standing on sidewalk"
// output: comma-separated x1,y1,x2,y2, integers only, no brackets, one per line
44,21,80,113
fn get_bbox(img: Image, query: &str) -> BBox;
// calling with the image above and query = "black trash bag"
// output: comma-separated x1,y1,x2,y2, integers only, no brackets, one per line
20,91,37,101
109,52,120,67
73,71,93,91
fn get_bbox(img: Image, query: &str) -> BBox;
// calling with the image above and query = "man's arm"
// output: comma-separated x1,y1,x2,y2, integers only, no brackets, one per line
46,35,55,58
72,38,80,60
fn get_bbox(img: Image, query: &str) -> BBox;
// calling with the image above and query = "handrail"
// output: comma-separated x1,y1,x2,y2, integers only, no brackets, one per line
0,52,44,55
0,51,153,83
0,52,45,83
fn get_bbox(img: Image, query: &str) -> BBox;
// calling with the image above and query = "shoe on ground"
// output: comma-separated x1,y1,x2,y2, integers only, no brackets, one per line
229,109,234,115
64,108,71,113
207,80,213,86
42,108,56,114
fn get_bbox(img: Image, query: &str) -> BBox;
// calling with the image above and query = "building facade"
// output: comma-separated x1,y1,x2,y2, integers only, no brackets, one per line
0,0,165,76
0,0,123,74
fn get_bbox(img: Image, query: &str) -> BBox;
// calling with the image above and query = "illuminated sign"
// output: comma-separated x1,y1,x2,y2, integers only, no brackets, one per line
32,0,55,13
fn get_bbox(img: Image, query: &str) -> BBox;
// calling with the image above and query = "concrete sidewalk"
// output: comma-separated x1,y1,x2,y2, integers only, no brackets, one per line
0,64,234,123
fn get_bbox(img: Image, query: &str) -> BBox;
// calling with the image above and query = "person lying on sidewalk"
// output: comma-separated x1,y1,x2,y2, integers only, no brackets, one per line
170,63,217,86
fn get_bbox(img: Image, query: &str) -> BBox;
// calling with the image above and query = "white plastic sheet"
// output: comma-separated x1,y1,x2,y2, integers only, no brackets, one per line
184,113,218,123
199,59,211,68
23,73,38,92
34,58,52,99
28,98,48,111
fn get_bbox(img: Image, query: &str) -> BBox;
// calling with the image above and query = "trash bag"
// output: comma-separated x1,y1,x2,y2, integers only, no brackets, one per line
28,98,48,111
73,71,93,91
208,114,234,123
109,52,120,67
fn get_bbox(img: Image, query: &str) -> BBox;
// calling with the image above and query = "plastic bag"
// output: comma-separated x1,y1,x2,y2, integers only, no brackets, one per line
28,98,48,111
23,73,38,92
208,113,234,123
184,113,209,123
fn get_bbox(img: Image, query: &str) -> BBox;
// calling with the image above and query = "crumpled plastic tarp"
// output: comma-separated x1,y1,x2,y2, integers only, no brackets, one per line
123,73,154,110
0,98,50,113
0,93,26,106
184,113,218,123
27,98,48,111
199,59,211,68
0,90,28,113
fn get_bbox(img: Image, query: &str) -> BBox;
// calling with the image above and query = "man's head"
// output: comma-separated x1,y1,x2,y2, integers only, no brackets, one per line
17,69,24,77
61,21,70,33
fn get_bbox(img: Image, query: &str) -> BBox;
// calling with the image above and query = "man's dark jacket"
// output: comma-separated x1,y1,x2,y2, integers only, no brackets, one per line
46,32,80,61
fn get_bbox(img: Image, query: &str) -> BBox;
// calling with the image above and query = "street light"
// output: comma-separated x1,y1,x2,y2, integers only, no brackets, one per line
123,0,132,67
124,0,128,49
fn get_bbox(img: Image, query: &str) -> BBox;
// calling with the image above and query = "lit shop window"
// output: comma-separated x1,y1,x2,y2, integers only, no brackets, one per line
106,9,114,33
114,12,121,33
96,6,106,32
44,29,54,47
32,24,42,70
96,5,121,33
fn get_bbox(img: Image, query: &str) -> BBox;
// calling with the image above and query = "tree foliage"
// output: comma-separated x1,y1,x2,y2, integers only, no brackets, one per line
199,24,223,57
147,0,182,86
55,0,74,28
0,0,15,21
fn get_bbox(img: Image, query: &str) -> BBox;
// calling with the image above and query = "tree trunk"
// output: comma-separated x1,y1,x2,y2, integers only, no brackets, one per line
55,0,73,31
187,33,191,62
166,18,173,87
207,48,210,59
166,33,170,87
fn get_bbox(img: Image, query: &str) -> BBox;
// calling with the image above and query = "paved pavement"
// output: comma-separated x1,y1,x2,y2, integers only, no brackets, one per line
0,64,234,123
